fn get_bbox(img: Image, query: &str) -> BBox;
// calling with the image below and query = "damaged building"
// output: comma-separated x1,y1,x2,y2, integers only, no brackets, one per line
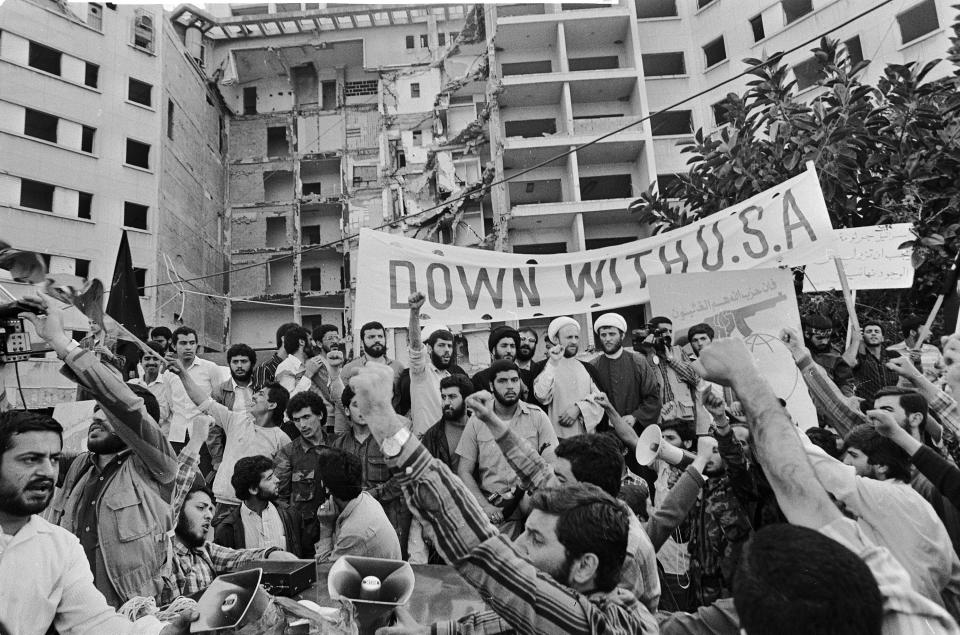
168,1,651,353
170,2,489,350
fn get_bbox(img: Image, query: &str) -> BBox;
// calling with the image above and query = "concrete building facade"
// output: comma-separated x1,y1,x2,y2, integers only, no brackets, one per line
167,1,957,357
0,0,230,349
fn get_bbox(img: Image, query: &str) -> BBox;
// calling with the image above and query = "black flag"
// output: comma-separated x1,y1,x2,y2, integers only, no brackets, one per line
106,231,148,378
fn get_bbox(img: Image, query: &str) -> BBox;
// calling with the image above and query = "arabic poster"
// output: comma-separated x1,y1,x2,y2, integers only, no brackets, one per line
803,223,914,291
648,268,818,428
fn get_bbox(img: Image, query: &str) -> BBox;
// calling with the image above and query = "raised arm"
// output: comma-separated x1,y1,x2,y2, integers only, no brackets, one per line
172,416,210,521
166,359,231,431
350,365,650,634
532,344,565,404
886,355,960,438
20,296,176,486
781,327,868,437
841,327,861,368
408,292,425,352
692,336,844,530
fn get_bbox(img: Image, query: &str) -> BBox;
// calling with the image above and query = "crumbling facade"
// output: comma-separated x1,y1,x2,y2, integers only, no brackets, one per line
171,3,483,350
0,0,231,349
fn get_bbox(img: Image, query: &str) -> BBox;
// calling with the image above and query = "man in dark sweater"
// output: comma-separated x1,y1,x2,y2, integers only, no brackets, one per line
588,313,661,433
472,326,536,404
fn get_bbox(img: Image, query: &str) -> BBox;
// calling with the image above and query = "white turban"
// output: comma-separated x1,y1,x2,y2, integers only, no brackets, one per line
593,313,627,334
548,316,580,341
421,322,450,342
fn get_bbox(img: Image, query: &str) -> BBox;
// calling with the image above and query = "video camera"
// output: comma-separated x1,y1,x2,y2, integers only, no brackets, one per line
0,301,43,363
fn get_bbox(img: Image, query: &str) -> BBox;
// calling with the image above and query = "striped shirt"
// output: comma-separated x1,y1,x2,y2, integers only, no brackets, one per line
392,437,656,634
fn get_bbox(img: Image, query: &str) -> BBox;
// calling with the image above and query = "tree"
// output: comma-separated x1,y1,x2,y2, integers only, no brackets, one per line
631,23,960,336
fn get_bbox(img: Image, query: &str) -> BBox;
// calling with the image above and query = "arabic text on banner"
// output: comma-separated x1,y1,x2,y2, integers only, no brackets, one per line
355,165,836,328
802,223,914,292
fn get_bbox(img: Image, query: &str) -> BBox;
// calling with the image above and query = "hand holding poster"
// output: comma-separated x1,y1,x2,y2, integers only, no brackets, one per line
356,165,837,327
648,267,818,426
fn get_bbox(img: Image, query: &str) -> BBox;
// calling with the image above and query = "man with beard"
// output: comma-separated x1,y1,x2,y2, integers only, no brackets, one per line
471,326,536,402
803,314,854,395
844,320,901,401
314,448,402,562
171,482,297,597
409,374,476,562
781,327,960,618
213,455,305,556
310,324,348,433
20,296,179,609
205,343,258,478
423,374,475,471
275,326,337,401
457,361,557,527
588,313,660,434
341,320,405,414
0,411,196,634
347,365,655,634
407,292,461,435
212,344,257,413
534,316,607,438
517,327,540,371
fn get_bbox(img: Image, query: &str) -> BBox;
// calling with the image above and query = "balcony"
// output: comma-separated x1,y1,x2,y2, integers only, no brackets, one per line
502,115,644,164
500,68,637,106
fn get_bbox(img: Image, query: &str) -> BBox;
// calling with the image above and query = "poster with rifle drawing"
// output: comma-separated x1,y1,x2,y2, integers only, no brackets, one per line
648,267,817,427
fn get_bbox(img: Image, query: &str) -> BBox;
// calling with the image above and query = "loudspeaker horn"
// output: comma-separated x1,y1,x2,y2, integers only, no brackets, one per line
636,425,696,468
328,555,415,634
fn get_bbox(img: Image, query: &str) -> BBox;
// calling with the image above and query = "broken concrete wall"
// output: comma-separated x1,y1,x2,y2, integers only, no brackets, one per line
228,115,290,162
298,112,345,155
158,18,229,348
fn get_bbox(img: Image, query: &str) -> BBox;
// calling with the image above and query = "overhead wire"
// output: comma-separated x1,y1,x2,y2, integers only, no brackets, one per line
140,0,900,294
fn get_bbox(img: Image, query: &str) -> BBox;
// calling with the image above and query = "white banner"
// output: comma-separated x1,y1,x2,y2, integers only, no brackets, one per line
356,165,836,327
802,223,914,291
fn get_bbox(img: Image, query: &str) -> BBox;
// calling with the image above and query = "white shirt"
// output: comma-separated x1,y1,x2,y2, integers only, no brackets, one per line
201,398,291,505
239,502,286,550
230,379,254,413
163,357,230,443
275,355,314,398
805,440,960,609
0,515,165,635
408,346,450,436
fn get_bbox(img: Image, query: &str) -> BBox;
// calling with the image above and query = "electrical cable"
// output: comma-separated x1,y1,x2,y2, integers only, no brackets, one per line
139,0,899,293
14,361,28,410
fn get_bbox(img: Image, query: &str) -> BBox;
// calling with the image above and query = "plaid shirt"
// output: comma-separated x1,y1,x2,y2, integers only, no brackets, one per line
166,446,274,598
393,437,656,634
851,347,900,401
170,537,274,597
798,355,867,436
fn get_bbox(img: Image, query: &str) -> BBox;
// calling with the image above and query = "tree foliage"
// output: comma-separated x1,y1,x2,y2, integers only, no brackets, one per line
631,21,960,331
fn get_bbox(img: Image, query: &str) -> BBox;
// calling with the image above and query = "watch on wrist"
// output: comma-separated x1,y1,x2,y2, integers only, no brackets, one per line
381,426,411,457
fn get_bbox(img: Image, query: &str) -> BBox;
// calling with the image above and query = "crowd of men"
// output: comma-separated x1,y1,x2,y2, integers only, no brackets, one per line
4,287,960,634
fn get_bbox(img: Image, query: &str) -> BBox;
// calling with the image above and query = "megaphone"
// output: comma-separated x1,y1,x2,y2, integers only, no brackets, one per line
328,555,415,634
636,425,696,468
191,568,272,632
